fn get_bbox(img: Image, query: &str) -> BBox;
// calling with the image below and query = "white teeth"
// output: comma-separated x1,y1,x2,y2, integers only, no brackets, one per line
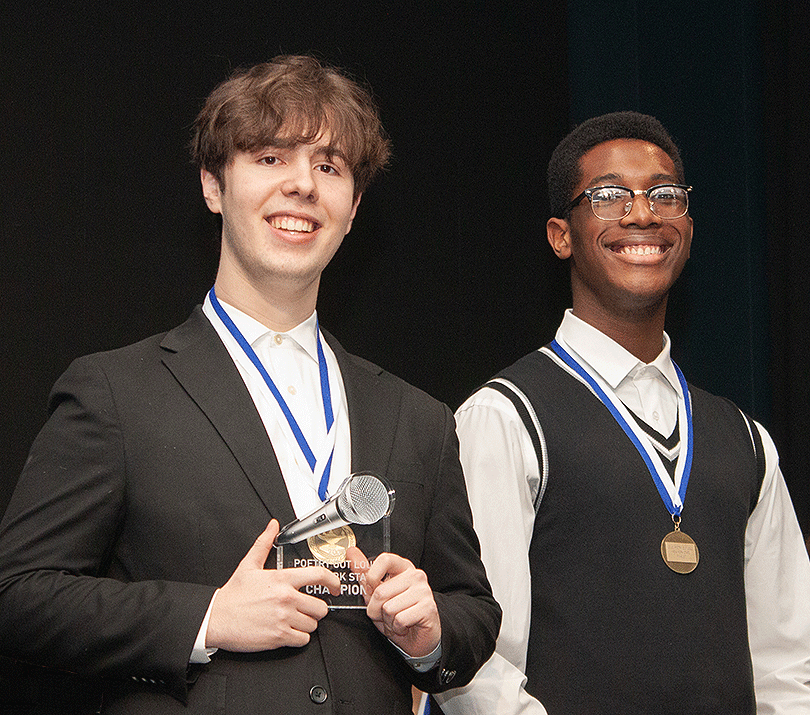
270,216,316,233
616,244,665,255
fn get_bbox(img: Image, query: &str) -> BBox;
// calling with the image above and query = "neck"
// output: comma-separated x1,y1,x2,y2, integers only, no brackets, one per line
571,297,668,364
213,272,318,332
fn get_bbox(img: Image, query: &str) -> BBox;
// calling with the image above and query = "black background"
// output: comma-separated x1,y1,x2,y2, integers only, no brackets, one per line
2,1,808,537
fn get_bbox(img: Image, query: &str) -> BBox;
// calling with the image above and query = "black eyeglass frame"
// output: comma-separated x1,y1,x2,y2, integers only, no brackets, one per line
561,183,693,220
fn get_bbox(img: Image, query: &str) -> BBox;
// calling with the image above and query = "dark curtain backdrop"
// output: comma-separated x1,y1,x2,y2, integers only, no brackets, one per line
2,1,808,536
763,3,810,536
0,1,569,516
567,0,809,535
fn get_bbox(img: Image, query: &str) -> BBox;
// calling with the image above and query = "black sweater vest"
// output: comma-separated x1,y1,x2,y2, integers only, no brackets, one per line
493,349,762,715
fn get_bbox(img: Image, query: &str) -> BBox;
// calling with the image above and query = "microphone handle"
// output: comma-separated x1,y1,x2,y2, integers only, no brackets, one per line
275,499,348,546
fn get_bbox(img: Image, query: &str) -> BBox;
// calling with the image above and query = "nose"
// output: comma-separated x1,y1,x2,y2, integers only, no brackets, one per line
281,157,318,202
620,191,661,227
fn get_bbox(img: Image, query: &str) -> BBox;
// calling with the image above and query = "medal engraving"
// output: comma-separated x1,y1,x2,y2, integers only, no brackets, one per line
661,529,699,573
307,525,357,564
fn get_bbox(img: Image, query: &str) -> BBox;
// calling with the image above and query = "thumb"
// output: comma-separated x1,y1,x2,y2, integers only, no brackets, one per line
346,545,370,575
238,519,280,571
347,545,373,604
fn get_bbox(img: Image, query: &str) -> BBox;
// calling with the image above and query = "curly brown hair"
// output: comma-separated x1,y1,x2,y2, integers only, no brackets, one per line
191,55,390,199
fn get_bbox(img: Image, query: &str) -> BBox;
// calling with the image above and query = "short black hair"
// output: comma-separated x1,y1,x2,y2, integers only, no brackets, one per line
548,111,684,218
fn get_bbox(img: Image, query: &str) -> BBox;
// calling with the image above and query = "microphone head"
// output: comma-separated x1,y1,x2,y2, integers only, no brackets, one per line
337,473,395,525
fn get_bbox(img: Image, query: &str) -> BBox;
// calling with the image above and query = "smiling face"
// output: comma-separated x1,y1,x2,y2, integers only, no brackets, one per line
202,134,360,323
547,138,693,326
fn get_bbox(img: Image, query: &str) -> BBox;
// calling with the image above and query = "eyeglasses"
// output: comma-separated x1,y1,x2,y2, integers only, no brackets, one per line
563,184,692,221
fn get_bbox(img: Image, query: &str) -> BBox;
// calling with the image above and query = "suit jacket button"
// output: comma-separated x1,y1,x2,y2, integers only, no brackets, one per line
440,668,456,684
309,685,328,704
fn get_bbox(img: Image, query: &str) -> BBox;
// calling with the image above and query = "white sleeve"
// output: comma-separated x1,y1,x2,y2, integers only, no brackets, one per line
745,421,810,714
435,388,549,715
189,591,219,664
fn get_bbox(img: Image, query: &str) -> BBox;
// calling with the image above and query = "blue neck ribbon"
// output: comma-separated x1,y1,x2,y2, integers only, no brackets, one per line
550,339,693,517
209,286,334,501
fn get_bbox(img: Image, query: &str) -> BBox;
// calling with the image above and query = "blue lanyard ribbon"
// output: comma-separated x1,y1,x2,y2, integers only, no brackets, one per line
550,339,693,517
209,286,334,500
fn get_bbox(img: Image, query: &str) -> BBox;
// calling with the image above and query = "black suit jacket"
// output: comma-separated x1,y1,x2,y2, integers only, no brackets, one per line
0,308,499,714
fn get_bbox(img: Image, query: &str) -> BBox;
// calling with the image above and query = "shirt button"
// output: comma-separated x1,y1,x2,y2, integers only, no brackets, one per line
652,411,660,422
274,334,284,345
288,385,297,395
309,685,328,704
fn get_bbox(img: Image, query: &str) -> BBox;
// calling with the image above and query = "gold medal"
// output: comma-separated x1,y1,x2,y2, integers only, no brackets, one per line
307,525,356,564
661,517,699,573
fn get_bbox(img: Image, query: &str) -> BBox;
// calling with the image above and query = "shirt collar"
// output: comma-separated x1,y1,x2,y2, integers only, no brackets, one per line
210,297,321,364
555,309,680,392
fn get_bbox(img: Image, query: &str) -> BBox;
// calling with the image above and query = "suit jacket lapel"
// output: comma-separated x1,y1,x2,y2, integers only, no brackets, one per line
156,313,402,560
324,331,404,560
324,331,403,479
158,307,298,529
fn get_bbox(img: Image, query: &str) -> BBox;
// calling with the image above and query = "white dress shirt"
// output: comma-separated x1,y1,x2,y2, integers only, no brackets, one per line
187,296,350,663
194,296,441,673
203,295,351,517
436,310,810,715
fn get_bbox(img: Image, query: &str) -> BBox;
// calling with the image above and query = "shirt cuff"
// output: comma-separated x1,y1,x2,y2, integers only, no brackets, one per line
390,640,443,672
189,589,220,664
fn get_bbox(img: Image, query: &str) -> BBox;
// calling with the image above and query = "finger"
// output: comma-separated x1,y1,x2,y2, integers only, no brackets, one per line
238,519,280,571
380,590,430,632
366,567,431,621
364,552,413,590
375,578,441,649
287,609,324,635
346,545,374,605
284,565,342,597
295,592,331,621
282,630,313,649
346,545,369,575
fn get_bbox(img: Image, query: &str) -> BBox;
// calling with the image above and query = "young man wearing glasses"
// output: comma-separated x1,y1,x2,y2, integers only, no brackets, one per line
436,112,810,714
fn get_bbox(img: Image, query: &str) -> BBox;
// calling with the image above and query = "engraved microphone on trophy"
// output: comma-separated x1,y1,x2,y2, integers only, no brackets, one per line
274,472,395,609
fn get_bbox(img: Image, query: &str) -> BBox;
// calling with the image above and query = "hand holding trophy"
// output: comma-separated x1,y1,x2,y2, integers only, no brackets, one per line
275,473,395,609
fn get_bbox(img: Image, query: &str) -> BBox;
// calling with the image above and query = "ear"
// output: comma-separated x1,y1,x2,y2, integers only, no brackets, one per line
547,217,572,259
201,169,223,214
345,192,362,234
685,215,693,259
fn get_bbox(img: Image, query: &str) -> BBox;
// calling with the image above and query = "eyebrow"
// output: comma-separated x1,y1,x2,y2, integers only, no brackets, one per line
313,145,349,165
250,142,350,166
587,172,678,187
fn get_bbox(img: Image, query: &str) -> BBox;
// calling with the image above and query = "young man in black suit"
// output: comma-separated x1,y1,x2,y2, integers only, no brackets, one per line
0,55,499,714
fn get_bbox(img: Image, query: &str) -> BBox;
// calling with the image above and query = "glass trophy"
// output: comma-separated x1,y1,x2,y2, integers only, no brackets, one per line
274,473,395,609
